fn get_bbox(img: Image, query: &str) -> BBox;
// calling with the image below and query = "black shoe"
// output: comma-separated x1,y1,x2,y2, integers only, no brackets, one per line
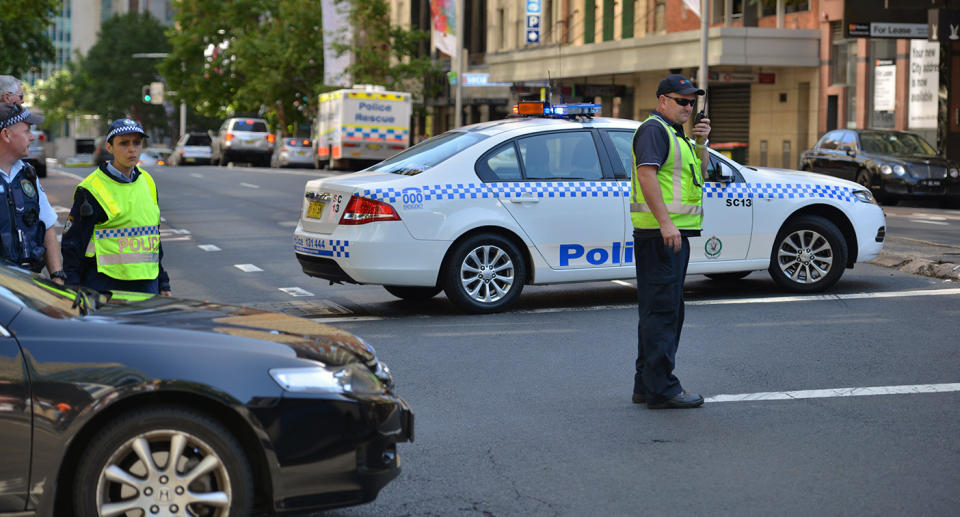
647,390,704,409
632,392,645,404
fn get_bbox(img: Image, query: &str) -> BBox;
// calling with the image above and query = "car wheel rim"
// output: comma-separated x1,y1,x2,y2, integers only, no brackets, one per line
459,244,515,304
96,430,232,517
776,229,833,284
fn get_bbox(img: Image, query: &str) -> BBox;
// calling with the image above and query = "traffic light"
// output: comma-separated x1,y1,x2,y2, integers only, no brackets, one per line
141,85,152,103
149,82,164,104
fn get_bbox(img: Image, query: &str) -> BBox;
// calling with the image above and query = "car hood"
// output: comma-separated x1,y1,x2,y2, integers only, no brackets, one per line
742,166,862,190
870,154,953,178
90,295,376,366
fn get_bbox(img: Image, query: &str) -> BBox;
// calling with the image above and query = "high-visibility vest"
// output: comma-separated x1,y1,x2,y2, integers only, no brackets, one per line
630,115,704,230
77,167,160,280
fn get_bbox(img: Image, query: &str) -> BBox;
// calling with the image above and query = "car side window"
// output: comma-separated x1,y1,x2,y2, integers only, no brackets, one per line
516,131,603,180
819,130,841,150
839,130,858,151
602,130,635,179
476,142,522,182
706,153,740,182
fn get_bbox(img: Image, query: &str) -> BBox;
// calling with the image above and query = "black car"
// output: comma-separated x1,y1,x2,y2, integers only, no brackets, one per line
798,129,960,206
0,264,412,516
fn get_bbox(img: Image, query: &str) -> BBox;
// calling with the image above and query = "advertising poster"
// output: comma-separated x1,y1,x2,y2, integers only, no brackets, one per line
431,0,457,57
873,60,896,112
908,40,939,129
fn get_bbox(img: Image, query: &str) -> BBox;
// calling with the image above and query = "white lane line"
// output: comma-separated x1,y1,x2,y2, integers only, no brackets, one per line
611,280,633,287
279,287,314,297
705,383,960,403
51,169,85,181
53,205,71,213
234,264,263,272
190,173,203,178
910,213,947,220
240,182,260,189
909,219,950,226
198,244,221,252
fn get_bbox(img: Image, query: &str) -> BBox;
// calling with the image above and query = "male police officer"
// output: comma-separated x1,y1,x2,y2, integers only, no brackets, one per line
630,74,710,409
0,103,64,284
62,118,171,295
0,76,24,106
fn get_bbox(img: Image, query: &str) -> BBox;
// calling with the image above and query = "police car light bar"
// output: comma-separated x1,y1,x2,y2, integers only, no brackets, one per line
511,101,601,119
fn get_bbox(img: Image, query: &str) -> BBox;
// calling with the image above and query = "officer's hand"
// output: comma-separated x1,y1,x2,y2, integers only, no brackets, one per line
692,117,711,139
660,223,682,253
160,290,172,297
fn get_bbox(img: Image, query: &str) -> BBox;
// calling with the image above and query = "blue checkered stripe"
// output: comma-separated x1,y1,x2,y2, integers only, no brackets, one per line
294,236,350,258
703,183,856,202
95,225,159,239
362,182,628,204
343,127,408,142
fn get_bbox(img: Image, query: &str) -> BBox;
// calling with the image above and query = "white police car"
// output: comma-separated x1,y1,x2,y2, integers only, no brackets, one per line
294,102,886,313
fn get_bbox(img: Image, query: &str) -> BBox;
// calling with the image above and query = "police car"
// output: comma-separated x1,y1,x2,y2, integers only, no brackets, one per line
294,101,886,313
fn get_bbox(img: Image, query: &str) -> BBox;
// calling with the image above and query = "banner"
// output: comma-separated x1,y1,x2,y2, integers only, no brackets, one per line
683,0,700,17
322,0,352,87
908,40,938,129
431,0,457,57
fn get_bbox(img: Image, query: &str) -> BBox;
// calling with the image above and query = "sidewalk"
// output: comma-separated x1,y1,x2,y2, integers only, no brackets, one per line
870,236,960,282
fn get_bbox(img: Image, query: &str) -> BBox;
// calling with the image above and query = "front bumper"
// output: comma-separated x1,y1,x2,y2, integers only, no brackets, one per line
253,394,414,514
882,177,960,199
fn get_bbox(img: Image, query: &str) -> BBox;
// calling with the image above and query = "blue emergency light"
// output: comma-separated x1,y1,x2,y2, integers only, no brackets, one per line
511,101,601,119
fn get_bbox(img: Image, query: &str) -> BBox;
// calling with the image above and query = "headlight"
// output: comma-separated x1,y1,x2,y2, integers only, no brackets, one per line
852,189,876,204
270,363,386,395
949,167,959,178
893,164,907,176
880,164,892,175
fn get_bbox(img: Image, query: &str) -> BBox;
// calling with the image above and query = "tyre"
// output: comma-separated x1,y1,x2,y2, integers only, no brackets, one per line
74,406,254,517
768,215,847,293
442,233,526,313
855,170,871,190
704,271,751,281
384,285,442,300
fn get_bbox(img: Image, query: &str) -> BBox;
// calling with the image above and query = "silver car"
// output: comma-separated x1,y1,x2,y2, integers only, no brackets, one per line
211,118,273,167
271,137,314,168
170,132,213,165
26,125,47,177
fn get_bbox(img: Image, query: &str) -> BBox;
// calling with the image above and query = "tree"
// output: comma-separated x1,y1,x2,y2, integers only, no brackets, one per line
0,0,59,76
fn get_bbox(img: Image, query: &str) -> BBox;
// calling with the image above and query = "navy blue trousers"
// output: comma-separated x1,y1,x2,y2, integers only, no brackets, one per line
633,232,690,402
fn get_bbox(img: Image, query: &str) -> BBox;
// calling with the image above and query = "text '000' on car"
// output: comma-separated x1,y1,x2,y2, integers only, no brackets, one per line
294,103,886,313
0,262,412,515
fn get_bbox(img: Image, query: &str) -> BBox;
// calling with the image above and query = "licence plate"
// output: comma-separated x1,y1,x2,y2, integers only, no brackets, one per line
244,139,257,145
922,179,942,187
296,150,306,156
306,200,325,219
368,144,381,150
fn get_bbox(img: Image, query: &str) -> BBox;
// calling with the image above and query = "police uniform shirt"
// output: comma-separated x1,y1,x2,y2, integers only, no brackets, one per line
61,162,170,293
0,159,57,229
631,110,702,239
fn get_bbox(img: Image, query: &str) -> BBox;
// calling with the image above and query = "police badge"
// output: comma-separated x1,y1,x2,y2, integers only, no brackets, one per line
20,179,36,198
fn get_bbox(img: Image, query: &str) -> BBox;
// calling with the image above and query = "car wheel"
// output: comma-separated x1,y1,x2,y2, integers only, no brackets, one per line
384,285,442,300
704,271,751,281
855,170,871,189
768,215,847,293
442,233,526,313
74,406,254,517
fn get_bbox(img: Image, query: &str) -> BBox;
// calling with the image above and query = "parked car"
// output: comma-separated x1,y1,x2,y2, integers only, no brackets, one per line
92,136,113,165
26,125,47,177
137,148,166,166
272,137,314,168
0,262,412,515
294,102,886,313
210,117,274,167
170,132,213,165
798,128,960,206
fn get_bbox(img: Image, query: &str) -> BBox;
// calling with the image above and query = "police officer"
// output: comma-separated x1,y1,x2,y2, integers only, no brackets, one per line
62,118,171,295
630,74,710,409
0,103,65,284
0,76,24,106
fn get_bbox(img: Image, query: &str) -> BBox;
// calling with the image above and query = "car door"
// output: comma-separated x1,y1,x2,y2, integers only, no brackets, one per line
492,130,626,270
833,130,861,181
0,322,30,511
810,130,842,175
689,153,753,264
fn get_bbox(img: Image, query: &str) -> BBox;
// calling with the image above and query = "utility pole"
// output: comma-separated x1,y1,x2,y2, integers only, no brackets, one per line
454,0,464,128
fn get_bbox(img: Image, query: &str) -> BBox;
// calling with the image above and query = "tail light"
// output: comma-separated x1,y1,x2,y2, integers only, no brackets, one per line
179,150,184,157
302,139,310,146
344,142,359,148
225,133,235,141
267,134,275,144
288,138,297,146
391,145,405,150
339,196,401,225
38,134,46,141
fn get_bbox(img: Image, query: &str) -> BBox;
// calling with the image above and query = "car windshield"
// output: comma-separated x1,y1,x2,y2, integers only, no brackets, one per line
365,132,488,176
233,121,268,132
186,134,211,145
860,132,937,156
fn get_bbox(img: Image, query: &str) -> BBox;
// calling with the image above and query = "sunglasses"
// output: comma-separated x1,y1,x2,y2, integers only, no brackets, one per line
663,95,696,107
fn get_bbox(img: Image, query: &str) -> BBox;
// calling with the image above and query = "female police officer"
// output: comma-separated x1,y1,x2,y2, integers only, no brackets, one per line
62,118,171,295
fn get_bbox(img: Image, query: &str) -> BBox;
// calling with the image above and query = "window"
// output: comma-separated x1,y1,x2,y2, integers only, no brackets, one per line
622,0,635,38
602,0,614,41
706,154,739,182
476,143,522,181
585,0,596,43
839,131,858,151
186,134,211,145
370,131,488,176
818,130,842,150
602,130,635,179
232,120,268,132
654,0,666,32
517,132,602,180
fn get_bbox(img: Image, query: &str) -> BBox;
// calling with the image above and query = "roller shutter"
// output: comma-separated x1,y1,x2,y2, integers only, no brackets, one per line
707,85,751,144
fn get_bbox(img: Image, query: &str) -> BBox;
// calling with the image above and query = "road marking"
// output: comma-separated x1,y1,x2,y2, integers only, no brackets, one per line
909,219,950,226
424,328,574,337
611,280,633,287
190,173,203,178
198,244,221,252
234,264,263,272
240,183,260,189
705,383,960,403
53,205,71,213
277,221,299,227
51,169,85,181
279,287,314,297
910,213,947,220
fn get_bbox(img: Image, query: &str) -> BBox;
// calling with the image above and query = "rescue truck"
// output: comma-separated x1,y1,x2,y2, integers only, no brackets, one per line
313,84,412,170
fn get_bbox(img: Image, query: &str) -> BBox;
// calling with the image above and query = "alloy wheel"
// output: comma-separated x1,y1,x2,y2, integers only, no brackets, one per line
775,229,834,284
458,244,516,304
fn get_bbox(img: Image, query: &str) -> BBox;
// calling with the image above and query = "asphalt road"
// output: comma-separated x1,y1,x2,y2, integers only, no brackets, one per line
40,164,960,516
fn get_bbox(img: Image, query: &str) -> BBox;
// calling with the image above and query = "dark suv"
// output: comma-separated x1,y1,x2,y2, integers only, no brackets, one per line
799,129,960,206
211,117,274,167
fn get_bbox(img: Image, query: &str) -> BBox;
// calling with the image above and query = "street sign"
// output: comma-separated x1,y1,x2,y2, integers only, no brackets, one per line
526,0,541,44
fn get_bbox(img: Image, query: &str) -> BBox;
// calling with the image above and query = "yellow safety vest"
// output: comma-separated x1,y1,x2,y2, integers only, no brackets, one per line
77,167,160,280
630,115,704,230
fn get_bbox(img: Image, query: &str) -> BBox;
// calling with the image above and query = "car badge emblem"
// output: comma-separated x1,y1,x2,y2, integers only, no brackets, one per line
318,193,332,202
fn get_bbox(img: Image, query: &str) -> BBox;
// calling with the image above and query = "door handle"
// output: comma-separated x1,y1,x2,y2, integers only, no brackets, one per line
510,195,540,204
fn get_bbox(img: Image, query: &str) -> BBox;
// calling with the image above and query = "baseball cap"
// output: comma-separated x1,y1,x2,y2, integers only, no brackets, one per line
106,118,147,143
0,103,44,129
656,74,705,97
